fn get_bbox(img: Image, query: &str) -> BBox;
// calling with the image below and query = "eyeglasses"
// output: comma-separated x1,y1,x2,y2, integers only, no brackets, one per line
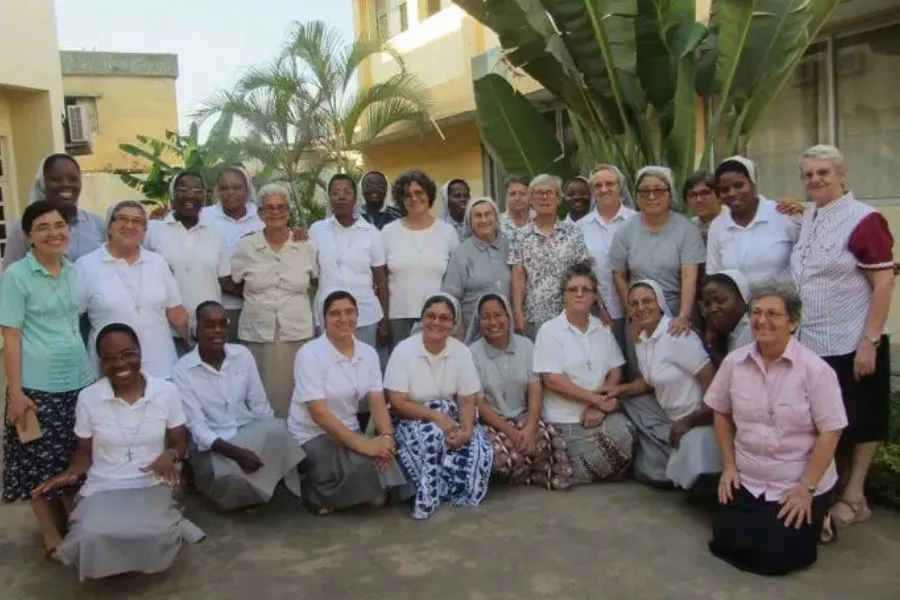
114,216,147,228
262,203,289,214
33,222,69,234
422,313,454,324
750,309,789,321
686,188,715,201
637,187,670,200
531,189,558,199
99,349,140,363
565,285,595,295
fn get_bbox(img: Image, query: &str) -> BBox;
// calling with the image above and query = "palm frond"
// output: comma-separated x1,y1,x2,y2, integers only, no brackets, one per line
341,72,432,146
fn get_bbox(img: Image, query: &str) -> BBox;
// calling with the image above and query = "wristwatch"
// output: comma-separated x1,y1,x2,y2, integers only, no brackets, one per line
799,478,816,494
863,334,881,347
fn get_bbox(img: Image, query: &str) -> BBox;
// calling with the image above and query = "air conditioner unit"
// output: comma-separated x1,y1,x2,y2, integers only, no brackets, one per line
66,104,89,143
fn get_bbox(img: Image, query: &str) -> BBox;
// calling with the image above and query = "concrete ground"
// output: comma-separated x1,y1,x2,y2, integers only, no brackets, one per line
2,361,900,600
2,484,900,600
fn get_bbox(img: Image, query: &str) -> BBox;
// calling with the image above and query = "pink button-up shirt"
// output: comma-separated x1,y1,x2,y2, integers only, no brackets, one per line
704,338,847,501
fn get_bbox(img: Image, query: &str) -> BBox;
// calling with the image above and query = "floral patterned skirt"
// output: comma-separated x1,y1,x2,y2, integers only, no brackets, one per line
394,398,493,520
3,387,83,503
484,415,573,490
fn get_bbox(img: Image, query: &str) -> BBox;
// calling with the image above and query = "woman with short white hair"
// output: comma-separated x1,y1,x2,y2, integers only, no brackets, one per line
76,200,189,378
790,144,895,530
231,183,317,417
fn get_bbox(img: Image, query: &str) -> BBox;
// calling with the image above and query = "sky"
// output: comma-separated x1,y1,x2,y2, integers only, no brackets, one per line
53,0,355,131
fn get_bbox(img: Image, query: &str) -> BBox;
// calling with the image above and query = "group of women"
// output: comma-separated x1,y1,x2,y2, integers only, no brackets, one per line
0,142,893,581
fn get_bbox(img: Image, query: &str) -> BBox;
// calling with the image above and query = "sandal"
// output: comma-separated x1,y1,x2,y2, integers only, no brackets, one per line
831,497,872,528
819,514,838,545
301,497,333,517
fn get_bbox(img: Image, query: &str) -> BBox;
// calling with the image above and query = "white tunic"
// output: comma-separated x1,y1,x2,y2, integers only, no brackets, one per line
200,204,264,309
706,199,799,286
381,219,459,319
172,344,273,451
532,312,625,424
74,375,186,498
579,205,637,319
635,316,711,422
383,333,481,402
76,246,182,378
288,336,383,445
146,214,230,317
309,217,386,327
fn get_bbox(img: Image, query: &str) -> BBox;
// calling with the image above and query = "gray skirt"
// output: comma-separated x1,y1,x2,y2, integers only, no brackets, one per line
620,393,721,488
300,433,409,510
189,419,306,511
245,339,307,418
59,485,205,581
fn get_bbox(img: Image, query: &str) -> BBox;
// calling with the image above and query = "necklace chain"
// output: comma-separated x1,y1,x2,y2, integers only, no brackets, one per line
111,396,150,462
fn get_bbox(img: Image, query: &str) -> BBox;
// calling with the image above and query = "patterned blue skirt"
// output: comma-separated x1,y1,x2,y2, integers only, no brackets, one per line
3,387,82,503
394,398,493,520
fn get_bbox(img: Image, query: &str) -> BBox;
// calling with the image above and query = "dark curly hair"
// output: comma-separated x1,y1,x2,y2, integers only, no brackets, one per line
391,170,437,215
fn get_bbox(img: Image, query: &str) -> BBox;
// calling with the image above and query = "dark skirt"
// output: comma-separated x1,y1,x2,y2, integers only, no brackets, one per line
823,334,890,444
3,387,83,503
709,485,832,576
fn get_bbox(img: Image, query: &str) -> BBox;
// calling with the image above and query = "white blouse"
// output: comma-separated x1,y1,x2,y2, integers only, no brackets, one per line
383,333,481,402
145,215,230,317
532,312,625,424
76,246,183,378
635,316,711,422
309,217,386,328
288,336,383,446
75,375,185,498
381,219,459,319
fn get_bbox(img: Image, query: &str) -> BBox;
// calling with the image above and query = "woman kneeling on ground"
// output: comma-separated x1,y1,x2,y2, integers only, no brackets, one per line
289,289,409,515
700,270,753,368
385,292,493,519
611,280,721,490
35,323,205,581
705,281,846,576
469,293,573,489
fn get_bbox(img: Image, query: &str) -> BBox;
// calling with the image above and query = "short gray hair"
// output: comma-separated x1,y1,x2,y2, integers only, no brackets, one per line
750,280,802,323
560,263,599,297
528,174,563,197
590,164,626,189
800,144,845,172
256,183,290,208
107,200,147,226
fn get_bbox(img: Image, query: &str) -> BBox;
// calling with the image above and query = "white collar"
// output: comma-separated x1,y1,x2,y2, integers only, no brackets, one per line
722,197,773,230
416,333,451,359
561,312,602,335
210,202,259,223
96,373,156,406
583,204,634,227
99,243,144,265
163,212,206,230
329,215,369,232
638,315,670,344
182,344,240,373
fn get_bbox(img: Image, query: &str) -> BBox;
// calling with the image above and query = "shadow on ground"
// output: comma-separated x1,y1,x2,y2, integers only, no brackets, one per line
2,482,900,600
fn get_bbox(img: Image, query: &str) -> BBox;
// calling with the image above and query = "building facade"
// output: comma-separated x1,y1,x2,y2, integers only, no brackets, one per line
60,51,179,215
0,0,65,260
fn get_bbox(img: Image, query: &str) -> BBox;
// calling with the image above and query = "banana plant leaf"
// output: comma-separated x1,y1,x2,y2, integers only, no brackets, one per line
473,74,573,179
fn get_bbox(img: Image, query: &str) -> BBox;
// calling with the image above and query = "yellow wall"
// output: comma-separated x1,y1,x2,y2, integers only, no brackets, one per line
63,74,179,173
362,120,485,199
0,0,64,217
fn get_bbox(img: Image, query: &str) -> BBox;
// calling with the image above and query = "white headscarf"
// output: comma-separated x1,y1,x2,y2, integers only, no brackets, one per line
463,196,500,239
719,155,758,184
28,153,81,205
105,199,149,227
589,164,636,210
712,269,751,305
466,292,512,345
635,165,677,210
629,279,672,317
410,291,463,337
216,165,257,206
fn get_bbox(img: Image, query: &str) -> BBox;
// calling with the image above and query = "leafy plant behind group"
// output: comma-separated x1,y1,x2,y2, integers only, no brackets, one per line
454,0,842,201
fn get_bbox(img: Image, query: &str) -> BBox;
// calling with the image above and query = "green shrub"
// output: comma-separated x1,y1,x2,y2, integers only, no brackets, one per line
867,390,900,509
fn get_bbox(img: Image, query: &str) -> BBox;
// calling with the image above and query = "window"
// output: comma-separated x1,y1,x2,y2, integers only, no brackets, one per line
374,1,410,39
0,137,8,260
747,21,900,202
835,24,900,200
420,0,446,19
746,43,829,199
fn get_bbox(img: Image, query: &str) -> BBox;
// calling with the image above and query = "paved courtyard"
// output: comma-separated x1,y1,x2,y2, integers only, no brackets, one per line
2,482,900,600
